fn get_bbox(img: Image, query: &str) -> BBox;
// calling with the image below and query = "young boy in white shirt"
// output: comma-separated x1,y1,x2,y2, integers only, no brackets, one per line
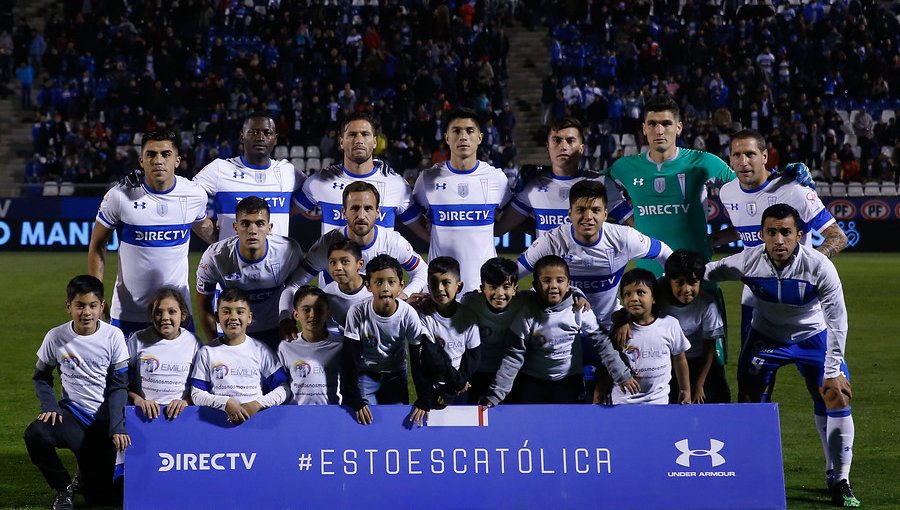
340,255,428,425
25,275,130,509
190,287,288,424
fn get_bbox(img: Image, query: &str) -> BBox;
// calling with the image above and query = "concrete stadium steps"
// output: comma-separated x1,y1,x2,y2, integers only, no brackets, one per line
0,0,57,196
505,25,550,165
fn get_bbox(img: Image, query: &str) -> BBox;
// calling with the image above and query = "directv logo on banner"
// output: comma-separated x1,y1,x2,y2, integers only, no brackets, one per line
158,452,257,472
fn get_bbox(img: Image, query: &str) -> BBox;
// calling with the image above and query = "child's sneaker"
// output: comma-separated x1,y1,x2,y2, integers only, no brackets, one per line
51,483,74,510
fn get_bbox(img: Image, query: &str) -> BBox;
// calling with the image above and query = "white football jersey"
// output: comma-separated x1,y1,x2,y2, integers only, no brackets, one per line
511,171,632,236
322,281,372,331
197,235,302,332
419,309,481,369
413,161,512,295
127,327,201,404
719,178,836,308
96,177,208,322
611,315,690,405
705,243,848,378
719,178,834,248
193,156,302,239
278,332,343,405
37,321,129,415
661,289,724,360
517,223,670,325
190,336,287,403
293,162,421,234
343,299,425,373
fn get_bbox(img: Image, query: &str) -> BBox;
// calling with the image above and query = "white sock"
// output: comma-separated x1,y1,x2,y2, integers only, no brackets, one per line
826,408,854,483
814,413,832,473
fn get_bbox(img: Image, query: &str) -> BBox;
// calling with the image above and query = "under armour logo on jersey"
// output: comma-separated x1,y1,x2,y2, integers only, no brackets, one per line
133,201,146,209
538,186,550,192
633,178,644,186
332,182,345,190
435,183,447,190
233,171,246,179
674,439,726,467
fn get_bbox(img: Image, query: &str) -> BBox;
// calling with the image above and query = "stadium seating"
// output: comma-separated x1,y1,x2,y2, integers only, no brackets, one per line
291,158,306,174
306,158,322,172
830,182,848,197
274,146,289,160
58,182,75,197
41,181,58,197
305,146,321,159
290,146,305,159
816,182,831,197
847,182,864,197
322,158,334,169
863,182,881,196
881,110,895,123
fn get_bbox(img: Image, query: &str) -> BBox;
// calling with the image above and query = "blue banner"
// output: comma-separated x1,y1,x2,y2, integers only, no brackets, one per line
124,404,785,510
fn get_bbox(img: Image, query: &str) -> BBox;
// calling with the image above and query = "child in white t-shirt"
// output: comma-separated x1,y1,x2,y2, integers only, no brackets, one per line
279,286,343,405
322,239,371,332
409,256,481,425
341,255,427,425
190,287,288,424
610,269,691,405
127,288,201,420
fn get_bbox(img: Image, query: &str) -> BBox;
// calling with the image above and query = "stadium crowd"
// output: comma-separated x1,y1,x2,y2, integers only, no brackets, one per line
16,0,516,193
544,0,900,185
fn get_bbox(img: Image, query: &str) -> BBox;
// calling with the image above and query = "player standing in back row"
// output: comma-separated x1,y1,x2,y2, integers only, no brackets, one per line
193,111,303,240
413,107,512,295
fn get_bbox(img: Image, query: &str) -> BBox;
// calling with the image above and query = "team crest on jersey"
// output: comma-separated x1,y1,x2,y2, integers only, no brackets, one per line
746,202,758,216
457,183,469,197
768,196,778,207
559,187,569,200
156,202,168,217
654,177,666,193
254,172,266,184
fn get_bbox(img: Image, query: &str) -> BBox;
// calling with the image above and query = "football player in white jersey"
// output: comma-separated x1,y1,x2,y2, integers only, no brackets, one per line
517,179,671,326
88,130,214,338
196,196,303,350
706,204,859,508
413,107,512,295
495,116,633,238
279,182,427,339
25,276,130,508
718,130,850,482
193,112,304,240
293,112,429,239
718,129,847,341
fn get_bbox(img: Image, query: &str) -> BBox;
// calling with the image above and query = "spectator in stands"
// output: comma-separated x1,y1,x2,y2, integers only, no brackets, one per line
852,109,875,137
15,60,33,110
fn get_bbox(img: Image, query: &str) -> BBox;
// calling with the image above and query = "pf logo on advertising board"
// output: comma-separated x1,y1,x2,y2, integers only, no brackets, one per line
860,200,890,220
827,200,856,220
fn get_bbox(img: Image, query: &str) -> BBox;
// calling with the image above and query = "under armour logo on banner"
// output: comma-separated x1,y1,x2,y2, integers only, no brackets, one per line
674,439,725,467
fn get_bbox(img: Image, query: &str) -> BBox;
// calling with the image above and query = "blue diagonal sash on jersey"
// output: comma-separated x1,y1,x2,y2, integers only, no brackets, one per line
429,204,496,227
319,202,398,228
532,207,571,232
120,223,192,247
569,267,626,294
214,192,292,214
735,225,763,246
740,277,819,306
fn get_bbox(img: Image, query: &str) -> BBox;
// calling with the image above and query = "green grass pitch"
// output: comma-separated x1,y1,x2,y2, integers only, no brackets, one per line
1,252,898,509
